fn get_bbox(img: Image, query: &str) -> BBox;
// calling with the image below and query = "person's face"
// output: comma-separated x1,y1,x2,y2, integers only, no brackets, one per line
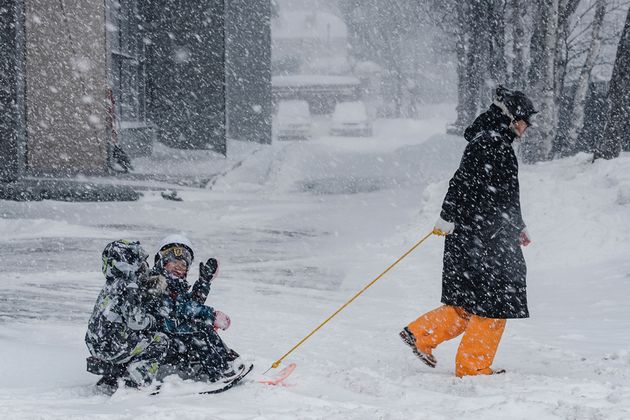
164,259,188,279
512,119,529,138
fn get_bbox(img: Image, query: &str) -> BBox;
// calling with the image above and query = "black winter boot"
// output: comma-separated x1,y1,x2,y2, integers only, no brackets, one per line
95,375,119,395
399,327,437,368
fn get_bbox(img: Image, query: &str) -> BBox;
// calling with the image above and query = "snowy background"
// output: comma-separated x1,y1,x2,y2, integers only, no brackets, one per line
1,105,630,419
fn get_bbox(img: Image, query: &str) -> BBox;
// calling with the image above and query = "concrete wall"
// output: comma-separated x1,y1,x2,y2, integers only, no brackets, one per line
25,0,108,176
0,0,23,181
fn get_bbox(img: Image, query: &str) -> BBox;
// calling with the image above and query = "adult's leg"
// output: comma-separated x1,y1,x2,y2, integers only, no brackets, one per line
455,315,506,377
407,305,470,355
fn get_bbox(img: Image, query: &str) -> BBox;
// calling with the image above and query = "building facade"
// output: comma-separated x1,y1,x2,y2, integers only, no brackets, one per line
0,0,271,182
272,11,349,76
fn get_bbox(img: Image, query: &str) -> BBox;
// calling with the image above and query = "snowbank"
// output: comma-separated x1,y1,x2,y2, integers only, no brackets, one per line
2,119,630,418
213,131,465,195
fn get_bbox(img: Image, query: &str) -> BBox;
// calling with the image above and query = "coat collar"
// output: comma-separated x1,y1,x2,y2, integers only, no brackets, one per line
465,104,517,145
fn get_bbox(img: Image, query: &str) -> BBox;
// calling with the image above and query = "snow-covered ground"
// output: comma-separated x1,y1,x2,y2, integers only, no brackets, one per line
1,108,630,419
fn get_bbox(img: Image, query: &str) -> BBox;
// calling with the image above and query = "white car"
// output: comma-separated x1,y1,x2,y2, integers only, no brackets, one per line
330,101,373,137
276,100,312,140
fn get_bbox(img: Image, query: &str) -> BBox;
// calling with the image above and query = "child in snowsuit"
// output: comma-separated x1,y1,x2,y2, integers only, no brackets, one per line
85,240,170,393
145,234,245,383
400,86,536,377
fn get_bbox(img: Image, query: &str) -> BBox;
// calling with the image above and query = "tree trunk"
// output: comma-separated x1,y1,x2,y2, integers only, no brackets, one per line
523,0,559,163
594,7,630,160
465,0,488,120
452,0,497,131
552,0,571,151
551,0,581,155
510,0,527,89
561,0,606,156
489,0,507,88
527,0,545,84
451,2,471,133
554,0,581,103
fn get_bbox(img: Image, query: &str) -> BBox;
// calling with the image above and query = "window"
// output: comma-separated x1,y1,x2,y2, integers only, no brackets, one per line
106,0,146,124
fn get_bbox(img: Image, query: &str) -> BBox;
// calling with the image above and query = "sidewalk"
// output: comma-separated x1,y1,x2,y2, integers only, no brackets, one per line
0,178,140,202
0,140,263,202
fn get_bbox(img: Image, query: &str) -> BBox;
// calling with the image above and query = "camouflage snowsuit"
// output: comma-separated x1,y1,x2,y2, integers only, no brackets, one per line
85,241,169,386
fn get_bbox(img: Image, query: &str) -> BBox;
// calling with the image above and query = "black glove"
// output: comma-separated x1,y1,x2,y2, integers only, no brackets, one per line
199,258,219,283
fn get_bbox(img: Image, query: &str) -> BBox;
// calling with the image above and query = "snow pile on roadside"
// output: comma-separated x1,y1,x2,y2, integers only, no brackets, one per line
419,151,630,266
132,139,264,181
213,133,465,195
521,153,630,266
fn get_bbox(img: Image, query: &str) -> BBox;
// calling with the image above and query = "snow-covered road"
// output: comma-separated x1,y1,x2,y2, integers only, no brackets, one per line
1,114,630,419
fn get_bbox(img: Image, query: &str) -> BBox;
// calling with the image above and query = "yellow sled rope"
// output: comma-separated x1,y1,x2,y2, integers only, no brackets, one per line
265,230,435,373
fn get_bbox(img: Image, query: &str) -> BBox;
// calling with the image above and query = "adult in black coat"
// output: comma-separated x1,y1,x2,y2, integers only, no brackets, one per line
440,101,529,319
401,86,537,377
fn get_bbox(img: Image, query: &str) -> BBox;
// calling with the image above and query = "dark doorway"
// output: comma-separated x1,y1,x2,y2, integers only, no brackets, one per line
226,0,272,145
144,0,227,154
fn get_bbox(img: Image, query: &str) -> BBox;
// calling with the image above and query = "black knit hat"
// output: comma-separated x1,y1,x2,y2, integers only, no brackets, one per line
495,86,538,125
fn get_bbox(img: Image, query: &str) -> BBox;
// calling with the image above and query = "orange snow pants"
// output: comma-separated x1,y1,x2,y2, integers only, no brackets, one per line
406,305,506,377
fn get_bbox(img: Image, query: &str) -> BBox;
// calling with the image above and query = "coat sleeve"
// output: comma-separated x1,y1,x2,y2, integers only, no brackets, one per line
175,298,216,325
119,281,156,331
498,146,526,232
190,278,211,304
440,140,493,225
508,173,526,231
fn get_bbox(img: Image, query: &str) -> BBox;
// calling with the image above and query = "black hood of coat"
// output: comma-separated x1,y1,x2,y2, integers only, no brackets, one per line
464,104,517,144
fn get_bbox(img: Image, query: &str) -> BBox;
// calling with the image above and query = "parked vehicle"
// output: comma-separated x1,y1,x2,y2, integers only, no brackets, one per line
276,100,312,140
330,101,373,137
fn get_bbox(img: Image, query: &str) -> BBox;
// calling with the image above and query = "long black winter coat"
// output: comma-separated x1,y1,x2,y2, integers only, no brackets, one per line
440,105,529,319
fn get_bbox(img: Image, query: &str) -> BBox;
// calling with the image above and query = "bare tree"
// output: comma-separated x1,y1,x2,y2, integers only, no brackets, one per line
448,0,506,133
488,0,508,89
416,0,627,162
452,3,470,130
522,0,560,162
509,0,529,89
560,0,606,156
553,0,582,117
461,0,488,123
594,5,630,160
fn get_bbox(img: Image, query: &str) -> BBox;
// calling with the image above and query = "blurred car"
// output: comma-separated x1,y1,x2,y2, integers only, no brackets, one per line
330,101,373,137
276,100,312,140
